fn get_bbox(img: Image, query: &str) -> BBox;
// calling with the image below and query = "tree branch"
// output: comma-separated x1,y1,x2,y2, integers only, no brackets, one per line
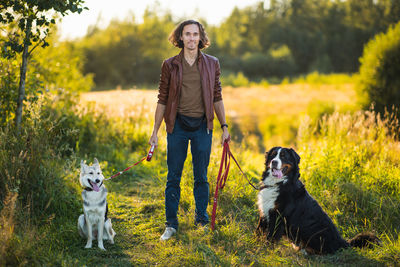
28,39,43,56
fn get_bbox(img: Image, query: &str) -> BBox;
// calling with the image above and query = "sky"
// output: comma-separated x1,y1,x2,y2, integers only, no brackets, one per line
59,0,266,40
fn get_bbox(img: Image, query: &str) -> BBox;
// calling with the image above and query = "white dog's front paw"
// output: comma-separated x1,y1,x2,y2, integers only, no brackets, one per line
98,244,106,250
85,240,92,248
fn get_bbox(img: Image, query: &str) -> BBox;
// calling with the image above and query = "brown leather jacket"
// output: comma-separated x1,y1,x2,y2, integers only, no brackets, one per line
157,50,223,133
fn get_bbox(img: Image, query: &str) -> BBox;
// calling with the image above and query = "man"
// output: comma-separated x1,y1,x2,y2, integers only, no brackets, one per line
149,20,230,241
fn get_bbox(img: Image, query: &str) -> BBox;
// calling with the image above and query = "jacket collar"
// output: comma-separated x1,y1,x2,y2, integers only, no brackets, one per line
172,49,204,66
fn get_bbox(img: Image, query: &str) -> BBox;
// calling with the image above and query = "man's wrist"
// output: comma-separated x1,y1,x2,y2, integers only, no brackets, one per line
221,123,228,129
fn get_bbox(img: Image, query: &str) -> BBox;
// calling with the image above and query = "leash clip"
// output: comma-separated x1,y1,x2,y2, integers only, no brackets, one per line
147,145,155,161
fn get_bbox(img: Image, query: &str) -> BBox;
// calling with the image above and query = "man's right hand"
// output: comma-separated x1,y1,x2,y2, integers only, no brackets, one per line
149,132,158,147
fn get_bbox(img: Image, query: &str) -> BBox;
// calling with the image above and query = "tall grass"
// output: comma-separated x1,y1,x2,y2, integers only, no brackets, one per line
298,110,400,261
2,84,400,265
0,190,18,265
0,96,83,265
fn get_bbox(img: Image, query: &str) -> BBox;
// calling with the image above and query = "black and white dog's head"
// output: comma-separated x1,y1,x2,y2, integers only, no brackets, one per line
262,147,300,185
80,158,104,192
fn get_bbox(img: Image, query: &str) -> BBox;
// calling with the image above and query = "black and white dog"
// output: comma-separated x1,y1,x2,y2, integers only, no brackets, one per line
257,147,380,254
78,158,116,250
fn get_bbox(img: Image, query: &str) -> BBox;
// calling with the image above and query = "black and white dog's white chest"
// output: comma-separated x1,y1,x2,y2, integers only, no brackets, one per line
257,186,279,220
257,147,292,221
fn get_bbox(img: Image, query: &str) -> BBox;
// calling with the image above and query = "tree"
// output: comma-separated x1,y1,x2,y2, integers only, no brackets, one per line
357,20,400,119
0,0,87,133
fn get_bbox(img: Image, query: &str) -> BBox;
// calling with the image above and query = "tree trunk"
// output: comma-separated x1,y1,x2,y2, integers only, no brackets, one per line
15,19,32,134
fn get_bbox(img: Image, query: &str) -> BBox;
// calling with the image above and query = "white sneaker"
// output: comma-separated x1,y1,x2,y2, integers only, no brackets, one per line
160,227,176,241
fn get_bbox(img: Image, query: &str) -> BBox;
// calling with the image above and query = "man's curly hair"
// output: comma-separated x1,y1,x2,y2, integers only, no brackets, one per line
168,20,210,49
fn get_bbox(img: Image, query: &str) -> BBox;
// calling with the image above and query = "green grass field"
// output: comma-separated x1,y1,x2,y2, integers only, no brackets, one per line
1,83,399,266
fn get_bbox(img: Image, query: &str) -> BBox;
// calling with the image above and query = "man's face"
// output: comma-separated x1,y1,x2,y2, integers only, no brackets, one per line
180,24,200,51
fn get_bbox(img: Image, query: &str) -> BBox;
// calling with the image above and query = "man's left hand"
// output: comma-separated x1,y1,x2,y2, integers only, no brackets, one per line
221,128,230,146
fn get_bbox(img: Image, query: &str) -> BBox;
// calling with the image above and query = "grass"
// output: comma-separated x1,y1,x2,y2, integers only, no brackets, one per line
31,136,399,266
1,82,400,266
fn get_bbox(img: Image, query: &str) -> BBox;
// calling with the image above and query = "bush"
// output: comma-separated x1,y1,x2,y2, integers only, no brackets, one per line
357,21,400,118
221,72,250,87
294,72,354,85
0,98,81,221
306,100,335,127
240,47,297,79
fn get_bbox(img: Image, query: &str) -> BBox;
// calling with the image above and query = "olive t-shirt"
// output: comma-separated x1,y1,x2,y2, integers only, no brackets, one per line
177,57,205,117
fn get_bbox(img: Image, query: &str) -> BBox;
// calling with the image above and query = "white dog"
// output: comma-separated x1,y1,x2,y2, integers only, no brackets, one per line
78,158,116,250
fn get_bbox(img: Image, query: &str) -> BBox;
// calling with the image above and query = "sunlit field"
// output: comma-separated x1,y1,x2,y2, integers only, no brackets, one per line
81,83,357,149
61,83,400,266
80,84,356,120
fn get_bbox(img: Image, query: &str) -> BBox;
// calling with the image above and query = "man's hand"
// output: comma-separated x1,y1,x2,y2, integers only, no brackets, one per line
149,132,158,147
149,103,166,147
221,127,230,146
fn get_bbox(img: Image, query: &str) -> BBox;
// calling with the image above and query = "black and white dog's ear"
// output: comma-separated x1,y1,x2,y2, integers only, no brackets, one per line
289,148,300,165
264,147,274,165
264,150,269,162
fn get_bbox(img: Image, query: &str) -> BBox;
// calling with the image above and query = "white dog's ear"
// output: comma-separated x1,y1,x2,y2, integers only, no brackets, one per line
93,158,100,167
80,160,87,172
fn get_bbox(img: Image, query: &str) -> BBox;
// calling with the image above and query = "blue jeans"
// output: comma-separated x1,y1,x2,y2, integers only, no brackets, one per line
165,119,212,230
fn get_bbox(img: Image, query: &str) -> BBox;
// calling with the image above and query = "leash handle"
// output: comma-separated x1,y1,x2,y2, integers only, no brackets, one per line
147,145,155,161
105,145,155,181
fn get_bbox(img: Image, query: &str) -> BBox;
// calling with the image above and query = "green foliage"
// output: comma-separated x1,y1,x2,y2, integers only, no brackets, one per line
210,0,399,77
220,72,250,87
32,38,94,94
258,114,300,148
306,100,335,127
357,21,400,119
239,46,297,79
0,32,92,128
78,10,175,89
0,57,19,125
0,0,87,57
0,0,87,131
294,71,354,84
63,0,400,89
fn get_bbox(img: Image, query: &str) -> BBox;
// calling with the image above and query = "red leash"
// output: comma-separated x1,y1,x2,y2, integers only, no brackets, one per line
210,140,230,230
104,145,155,181
210,139,258,230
